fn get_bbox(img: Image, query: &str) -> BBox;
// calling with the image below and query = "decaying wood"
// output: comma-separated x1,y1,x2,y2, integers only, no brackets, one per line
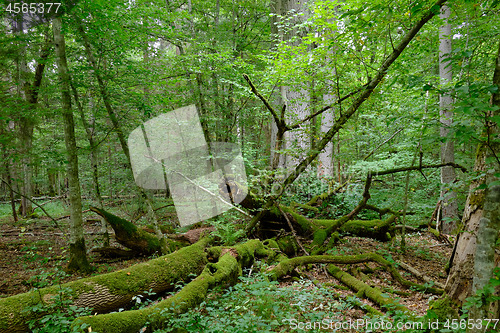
0,239,210,333
397,259,445,289
71,239,268,333
90,206,167,255
268,253,444,295
326,264,409,314
91,247,136,259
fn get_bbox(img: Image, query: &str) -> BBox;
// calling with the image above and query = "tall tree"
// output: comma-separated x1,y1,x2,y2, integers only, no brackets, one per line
270,0,311,174
438,4,458,234
52,17,92,273
12,22,50,217
445,39,500,319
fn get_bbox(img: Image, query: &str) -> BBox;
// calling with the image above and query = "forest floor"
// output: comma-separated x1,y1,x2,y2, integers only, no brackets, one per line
0,207,453,331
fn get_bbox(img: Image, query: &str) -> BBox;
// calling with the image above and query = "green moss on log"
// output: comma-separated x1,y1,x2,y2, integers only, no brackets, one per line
428,295,459,321
90,206,162,255
313,229,328,245
327,264,409,314
72,239,266,333
339,215,396,241
0,239,210,333
268,253,444,295
276,235,298,256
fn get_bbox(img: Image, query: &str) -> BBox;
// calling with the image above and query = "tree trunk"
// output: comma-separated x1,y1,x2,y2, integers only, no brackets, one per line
445,40,500,320
438,4,458,234
0,239,210,333
53,17,92,273
318,86,335,178
71,239,266,333
90,207,188,255
246,0,449,235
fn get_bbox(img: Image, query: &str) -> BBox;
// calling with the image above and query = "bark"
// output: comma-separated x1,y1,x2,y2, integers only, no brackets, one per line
445,40,500,318
71,239,268,333
53,17,91,273
438,4,458,234
0,239,210,333
318,106,335,177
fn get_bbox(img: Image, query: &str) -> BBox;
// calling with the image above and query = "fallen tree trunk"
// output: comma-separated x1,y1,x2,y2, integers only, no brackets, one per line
326,264,410,313
280,205,397,244
267,253,444,295
89,206,187,255
0,239,210,333
71,239,268,333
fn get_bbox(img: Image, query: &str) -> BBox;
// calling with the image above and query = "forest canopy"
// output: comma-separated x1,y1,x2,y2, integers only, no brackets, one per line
0,0,499,332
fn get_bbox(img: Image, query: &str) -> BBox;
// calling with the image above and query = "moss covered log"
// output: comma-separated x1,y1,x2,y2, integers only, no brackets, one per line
339,215,397,241
90,206,182,255
71,239,268,333
326,264,409,314
268,253,444,295
279,206,397,243
0,239,210,333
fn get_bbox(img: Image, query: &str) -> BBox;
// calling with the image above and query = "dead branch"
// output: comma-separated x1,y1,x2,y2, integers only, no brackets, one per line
397,259,445,289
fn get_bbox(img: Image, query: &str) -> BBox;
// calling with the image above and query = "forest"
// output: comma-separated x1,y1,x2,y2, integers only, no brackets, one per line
0,0,499,332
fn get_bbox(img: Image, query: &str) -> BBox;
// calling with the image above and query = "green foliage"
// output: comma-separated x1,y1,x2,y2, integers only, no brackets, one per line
21,269,92,333
462,267,500,314
208,211,246,246
23,286,92,333
131,289,157,310
155,269,357,333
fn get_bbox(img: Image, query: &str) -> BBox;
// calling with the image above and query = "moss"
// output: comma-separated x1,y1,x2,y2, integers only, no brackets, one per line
327,264,410,314
0,239,210,332
262,239,288,263
327,232,340,248
67,238,92,273
91,207,163,255
339,216,396,241
296,203,319,212
276,236,298,256
469,191,485,208
312,229,328,245
72,239,264,333
428,295,459,321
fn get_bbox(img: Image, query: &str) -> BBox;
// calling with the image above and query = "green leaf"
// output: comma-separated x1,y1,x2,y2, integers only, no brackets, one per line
422,84,433,91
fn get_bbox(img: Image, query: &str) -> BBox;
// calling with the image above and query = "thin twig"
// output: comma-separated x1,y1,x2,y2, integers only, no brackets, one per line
364,128,404,160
